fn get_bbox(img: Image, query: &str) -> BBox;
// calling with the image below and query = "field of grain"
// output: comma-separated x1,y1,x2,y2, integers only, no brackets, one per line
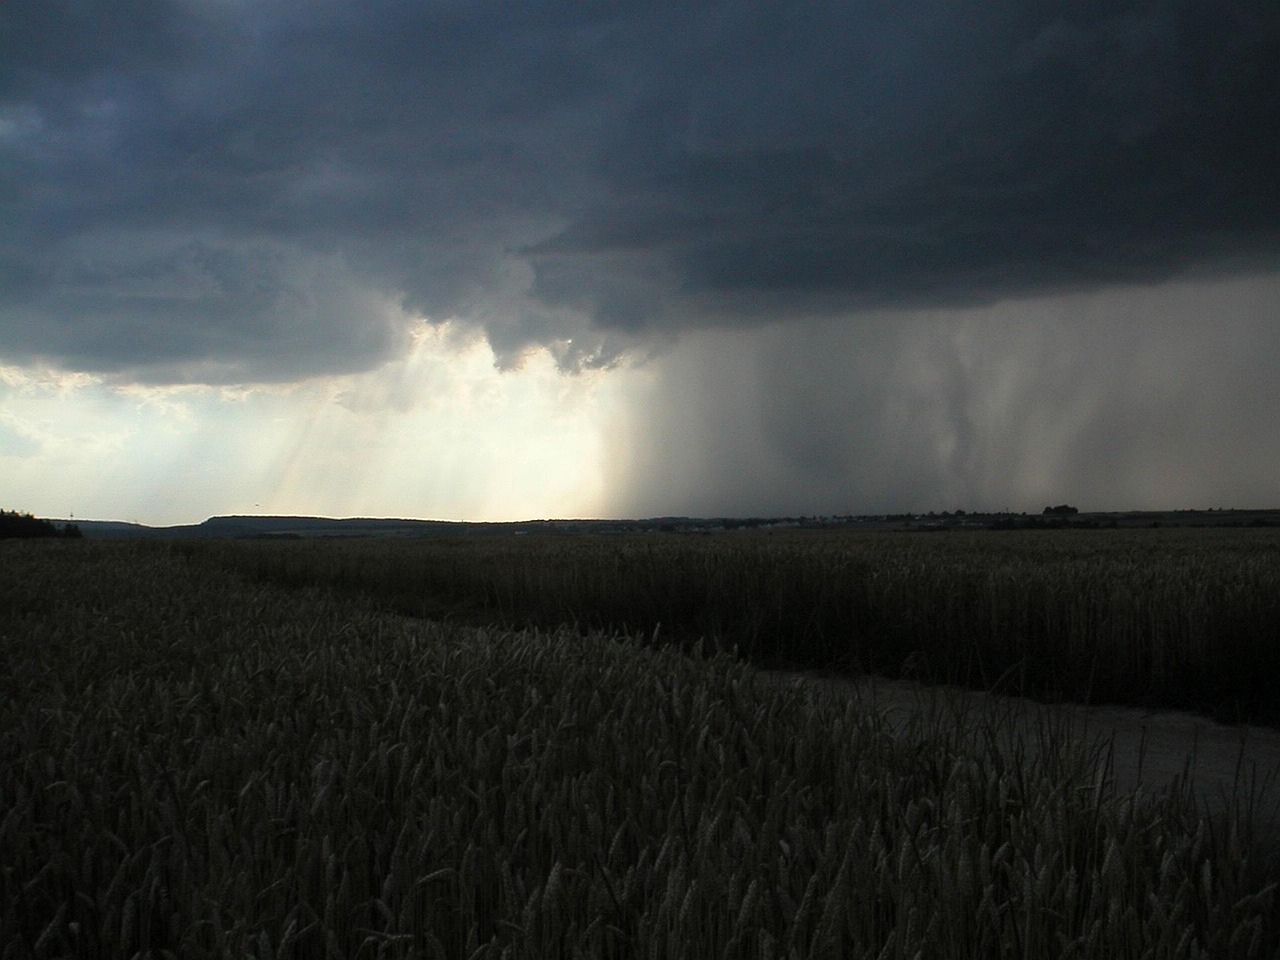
187,528,1280,724
3,537,1279,958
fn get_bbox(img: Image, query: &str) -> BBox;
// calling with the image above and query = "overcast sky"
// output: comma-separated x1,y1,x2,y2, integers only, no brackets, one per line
3,0,1278,523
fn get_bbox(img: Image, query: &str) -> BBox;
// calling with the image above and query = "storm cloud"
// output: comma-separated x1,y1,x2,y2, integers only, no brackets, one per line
603,272,1280,516
3,0,1277,381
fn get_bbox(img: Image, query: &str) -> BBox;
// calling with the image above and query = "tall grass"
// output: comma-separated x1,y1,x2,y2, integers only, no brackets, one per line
2,540,1278,958
184,528,1280,723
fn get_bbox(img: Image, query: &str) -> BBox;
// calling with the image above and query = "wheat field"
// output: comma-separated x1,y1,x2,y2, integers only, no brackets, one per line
187,528,1280,722
3,537,1278,958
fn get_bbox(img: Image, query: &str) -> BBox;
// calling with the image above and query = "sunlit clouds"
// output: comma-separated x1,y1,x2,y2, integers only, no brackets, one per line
1,326,633,524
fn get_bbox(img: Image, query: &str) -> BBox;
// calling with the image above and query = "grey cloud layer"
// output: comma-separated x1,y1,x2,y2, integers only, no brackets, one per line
2,0,1277,380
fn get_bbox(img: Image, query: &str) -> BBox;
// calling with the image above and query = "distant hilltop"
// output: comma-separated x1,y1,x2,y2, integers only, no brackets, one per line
45,509,1280,540
48,515,516,540
55,514,830,539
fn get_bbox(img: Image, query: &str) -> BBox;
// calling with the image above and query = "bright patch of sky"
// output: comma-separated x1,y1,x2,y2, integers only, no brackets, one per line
0,326,638,525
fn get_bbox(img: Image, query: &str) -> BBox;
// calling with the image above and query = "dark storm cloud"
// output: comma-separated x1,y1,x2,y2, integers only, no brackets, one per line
1,0,1277,380
603,274,1280,517
547,0,1279,320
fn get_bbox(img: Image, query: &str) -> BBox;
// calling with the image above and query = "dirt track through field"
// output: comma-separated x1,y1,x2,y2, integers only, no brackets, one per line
759,668,1280,854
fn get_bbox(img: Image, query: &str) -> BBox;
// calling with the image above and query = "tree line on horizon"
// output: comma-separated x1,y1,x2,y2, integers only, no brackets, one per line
0,509,82,540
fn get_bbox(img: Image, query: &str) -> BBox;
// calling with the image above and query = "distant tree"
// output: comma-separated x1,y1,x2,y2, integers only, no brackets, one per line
1042,504,1079,516
0,509,83,539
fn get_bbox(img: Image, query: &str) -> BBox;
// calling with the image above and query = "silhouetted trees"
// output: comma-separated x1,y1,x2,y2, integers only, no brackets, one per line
1043,504,1079,516
0,510,83,539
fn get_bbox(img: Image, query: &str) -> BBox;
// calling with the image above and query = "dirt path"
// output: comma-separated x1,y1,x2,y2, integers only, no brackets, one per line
756,667,1280,851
